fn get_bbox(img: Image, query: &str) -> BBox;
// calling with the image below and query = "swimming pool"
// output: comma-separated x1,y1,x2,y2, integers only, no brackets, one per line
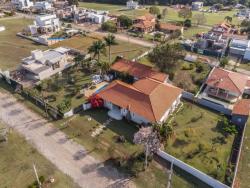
94,83,109,94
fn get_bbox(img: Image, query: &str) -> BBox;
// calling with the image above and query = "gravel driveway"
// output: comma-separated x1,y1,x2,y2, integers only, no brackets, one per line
0,91,134,188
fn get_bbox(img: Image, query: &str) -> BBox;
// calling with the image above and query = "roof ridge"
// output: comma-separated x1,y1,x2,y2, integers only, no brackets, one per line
228,71,246,93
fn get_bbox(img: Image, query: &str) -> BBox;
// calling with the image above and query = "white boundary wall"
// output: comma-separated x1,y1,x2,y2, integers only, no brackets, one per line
157,150,230,188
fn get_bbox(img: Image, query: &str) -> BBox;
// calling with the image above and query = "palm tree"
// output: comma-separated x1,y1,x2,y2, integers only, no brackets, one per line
98,61,111,75
88,40,106,62
104,34,117,63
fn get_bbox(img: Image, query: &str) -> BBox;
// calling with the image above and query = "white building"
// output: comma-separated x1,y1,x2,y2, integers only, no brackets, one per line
34,1,52,12
28,14,60,35
126,0,139,9
74,9,111,24
192,2,204,10
11,0,33,10
229,39,250,56
20,47,74,80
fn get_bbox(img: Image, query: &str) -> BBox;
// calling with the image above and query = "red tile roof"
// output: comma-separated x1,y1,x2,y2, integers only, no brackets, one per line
133,20,155,29
98,78,182,122
159,23,182,31
111,59,168,83
206,68,249,95
232,99,250,116
136,14,155,22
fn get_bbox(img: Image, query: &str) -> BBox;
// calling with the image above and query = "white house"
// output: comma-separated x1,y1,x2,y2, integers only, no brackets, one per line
192,2,204,10
34,1,52,12
11,0,33,10
20,47,74,81
28,14,60,35
98,78,182,124
74,9,111,24
126,0,139,9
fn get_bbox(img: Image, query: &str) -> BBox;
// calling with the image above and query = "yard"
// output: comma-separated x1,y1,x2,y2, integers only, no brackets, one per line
0,18,47,70
183,26,210,38
164,101,234,183
53,108,196,188
0,123,78,188
236,120,250,188
52,34,149,62
28,67,92,113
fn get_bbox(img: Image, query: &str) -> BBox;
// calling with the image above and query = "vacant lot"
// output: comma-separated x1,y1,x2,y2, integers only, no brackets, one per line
0,123,78,188
183,27,210,38
165,101,234,182
0,18,47,70
236,120,250,188
52,34,148,62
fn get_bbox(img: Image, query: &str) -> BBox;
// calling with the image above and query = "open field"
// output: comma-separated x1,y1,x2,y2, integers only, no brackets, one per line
236,120,250,188
52,34,149,62
78,2,241,26
164,101,234,183
0,122,78,188
0,18,47,70
183,27,210,38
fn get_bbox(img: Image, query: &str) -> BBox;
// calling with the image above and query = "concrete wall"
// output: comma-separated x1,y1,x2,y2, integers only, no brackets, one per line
157,150,230,188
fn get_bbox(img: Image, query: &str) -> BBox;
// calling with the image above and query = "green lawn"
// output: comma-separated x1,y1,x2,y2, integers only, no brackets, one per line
236,120,250,188
183,27,210,38
0,123,79,188
28,68,92,113
162,7,241,26
238,62,250,71
52,34,149,62
164,101,234,183
0,18,47,70
78,2,241,26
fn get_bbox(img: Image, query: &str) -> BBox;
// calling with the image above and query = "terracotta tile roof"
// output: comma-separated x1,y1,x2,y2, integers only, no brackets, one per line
136,14,155,22
133,20,155,29
111,59,168,83
206,68,249,95
232,99,250,116
98,79,182,122
159,23,182,31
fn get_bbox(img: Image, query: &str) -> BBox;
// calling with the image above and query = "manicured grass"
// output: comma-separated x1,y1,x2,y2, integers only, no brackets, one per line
164,101,234,182
236,120,250,188
30,68,92,112
0,18,47,70
183,27,210,38
0,123,79,188
162,7,241,26
52,34,149,62
238,63,250,71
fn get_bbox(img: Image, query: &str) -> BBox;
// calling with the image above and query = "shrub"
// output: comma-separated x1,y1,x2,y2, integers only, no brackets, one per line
101,21,117,33
184,19,192,27
181,63,194,70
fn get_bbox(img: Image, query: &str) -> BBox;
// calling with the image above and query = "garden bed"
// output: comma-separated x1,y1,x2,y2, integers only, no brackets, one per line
164,101,234,183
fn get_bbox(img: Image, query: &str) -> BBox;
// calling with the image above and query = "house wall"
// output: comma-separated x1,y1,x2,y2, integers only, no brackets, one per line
129,111,150,124
104,100,113,110
232,114,248,128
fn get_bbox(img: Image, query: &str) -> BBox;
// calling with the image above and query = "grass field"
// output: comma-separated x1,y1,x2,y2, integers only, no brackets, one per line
183,27,210,38
52,34,149,62
78,2,241,26
165,101,234,182
0,123,78,188
236,120,250,188
0,18,47,70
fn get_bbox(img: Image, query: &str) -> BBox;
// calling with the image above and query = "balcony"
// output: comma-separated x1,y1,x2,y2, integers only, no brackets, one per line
206,87,238,103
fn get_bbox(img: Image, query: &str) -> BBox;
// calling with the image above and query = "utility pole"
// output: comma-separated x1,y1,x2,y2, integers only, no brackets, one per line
33,163,42,188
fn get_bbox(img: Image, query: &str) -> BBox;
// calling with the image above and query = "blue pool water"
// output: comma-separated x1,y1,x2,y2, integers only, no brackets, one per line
94,84,109,94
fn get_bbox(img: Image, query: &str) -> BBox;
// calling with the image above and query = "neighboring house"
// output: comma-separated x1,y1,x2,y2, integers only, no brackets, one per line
11,0,33,10
20,47,74,80
201,67,250,104
56,5,77,20
191,2,203,10
28,14,60,35
126,0,139,9
159,23,183,34
98,78,182,124
133,14,156,33
232,99,250,127
34,1,52,12
74,9,110,24
237,8,250,18
229,38,250,56
110,58,168,83
53,1,68,9
212,22,232,34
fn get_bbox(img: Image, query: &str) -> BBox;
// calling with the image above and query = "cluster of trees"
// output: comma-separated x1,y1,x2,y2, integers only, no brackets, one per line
81,0,248,7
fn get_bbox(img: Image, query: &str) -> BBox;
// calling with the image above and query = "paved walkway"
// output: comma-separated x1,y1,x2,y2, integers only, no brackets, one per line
0,91,133,188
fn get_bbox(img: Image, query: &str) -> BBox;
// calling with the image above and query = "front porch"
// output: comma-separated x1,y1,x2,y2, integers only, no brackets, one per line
107,106,123,120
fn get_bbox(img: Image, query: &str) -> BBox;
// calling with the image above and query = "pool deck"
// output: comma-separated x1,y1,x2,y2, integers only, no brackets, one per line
84,81,109,98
